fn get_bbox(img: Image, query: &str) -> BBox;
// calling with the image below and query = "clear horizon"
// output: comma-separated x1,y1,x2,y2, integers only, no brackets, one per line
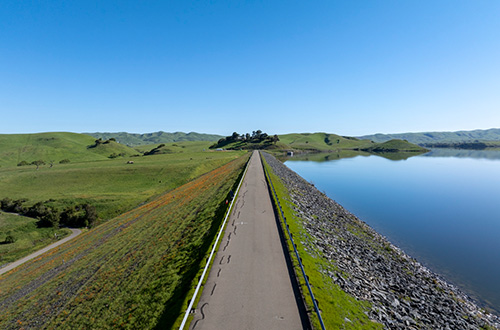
1,1,499,136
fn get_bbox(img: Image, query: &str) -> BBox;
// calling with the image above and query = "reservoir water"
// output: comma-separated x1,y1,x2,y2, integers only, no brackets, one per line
285,149,500,314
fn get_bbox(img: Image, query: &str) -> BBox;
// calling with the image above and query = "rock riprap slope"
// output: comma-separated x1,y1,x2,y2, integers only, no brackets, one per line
262,152,499,330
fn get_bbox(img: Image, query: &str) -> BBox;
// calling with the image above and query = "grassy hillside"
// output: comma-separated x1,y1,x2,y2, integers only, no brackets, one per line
0,154,249,329
86,131,223,146
135,141,214,155
359,128,500,144
0,212,72,265
358,139,428,152
0,132,138,168
0,149,246,222
279,132,374,151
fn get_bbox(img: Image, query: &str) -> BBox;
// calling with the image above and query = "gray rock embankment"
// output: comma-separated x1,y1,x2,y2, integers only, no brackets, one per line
262,152,500,330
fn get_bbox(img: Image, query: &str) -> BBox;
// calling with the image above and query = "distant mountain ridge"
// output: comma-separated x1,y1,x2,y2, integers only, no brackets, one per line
85,131,223,146
358,128,500,144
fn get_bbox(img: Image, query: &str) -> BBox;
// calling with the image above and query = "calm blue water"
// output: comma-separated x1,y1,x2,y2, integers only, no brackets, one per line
285,150,500,313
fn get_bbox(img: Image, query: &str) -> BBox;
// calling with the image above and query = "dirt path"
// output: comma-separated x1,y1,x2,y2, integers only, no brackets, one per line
190,151,309,330
0,228,82,276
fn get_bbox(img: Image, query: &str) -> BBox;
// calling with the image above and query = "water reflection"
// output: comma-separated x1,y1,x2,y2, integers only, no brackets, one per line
423,148,500,160
282,148,500,163
283,150,424,162
284,150,500,314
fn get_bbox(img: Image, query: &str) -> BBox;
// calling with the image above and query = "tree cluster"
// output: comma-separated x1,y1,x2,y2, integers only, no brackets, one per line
0,198,97,228
88,138,117,148
143,144,166,156
211,130,279,149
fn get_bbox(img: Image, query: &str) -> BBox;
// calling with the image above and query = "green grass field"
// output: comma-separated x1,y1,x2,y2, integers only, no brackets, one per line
0,212,72,265
0,147,246,221
0,153,249,329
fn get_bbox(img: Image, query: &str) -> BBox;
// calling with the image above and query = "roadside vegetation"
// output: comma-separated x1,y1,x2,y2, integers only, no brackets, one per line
0,154,249,329
262,154,382,329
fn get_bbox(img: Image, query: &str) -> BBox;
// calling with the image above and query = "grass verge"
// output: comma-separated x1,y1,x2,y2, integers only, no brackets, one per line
261,155,382,330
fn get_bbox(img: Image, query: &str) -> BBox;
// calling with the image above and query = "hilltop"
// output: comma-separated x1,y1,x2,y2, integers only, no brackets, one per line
86,131,223,146
359,128,500,144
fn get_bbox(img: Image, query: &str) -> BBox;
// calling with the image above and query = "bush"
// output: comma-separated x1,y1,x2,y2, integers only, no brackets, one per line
17,160,30,166
108,152,126,159
4,235,16,244
60,203,97,228
0,198,26,214
36,208,59,228
59,159,70,164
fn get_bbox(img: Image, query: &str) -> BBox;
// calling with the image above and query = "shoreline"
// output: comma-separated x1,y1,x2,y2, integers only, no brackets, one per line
263,152,500,329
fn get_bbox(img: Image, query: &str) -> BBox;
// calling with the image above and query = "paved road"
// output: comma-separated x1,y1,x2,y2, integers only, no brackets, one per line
0,228,82,276
190,151,309,330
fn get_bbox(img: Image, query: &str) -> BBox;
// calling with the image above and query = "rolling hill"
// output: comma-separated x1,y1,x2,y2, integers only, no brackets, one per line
86,131,223,146
209,132,427,154
279,132,374,150
0,132,139,168
358,128,500,144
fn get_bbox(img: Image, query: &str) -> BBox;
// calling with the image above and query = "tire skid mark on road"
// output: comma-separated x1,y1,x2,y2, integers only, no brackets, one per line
222,237,230,251
217,268,221,277
210,283,217,296
219,255,225,265
191,303,209,329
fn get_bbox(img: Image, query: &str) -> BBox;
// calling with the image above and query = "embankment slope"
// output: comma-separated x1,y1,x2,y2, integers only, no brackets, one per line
0,154,248,329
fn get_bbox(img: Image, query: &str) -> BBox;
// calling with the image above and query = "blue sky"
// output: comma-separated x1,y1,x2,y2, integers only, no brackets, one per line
1,1,499,136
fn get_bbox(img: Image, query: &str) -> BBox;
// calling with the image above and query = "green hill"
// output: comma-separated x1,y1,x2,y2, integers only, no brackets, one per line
0,132,139,168
209,132,426,155
358,139,428,152
86,131,223,146
358,128,500,144
279,132,374,151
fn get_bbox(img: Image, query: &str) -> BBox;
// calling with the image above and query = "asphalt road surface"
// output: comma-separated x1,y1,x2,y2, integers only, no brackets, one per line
0,228,82,276
190,151,309,330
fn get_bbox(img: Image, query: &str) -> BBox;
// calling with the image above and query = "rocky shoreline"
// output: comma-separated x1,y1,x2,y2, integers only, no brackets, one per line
262,152,499,330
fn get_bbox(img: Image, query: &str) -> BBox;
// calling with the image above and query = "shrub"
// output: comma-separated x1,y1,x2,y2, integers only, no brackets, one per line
60,203,97,228
17,160,30,166
59,159,70,164
36,208,59,228
4,235,16,244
